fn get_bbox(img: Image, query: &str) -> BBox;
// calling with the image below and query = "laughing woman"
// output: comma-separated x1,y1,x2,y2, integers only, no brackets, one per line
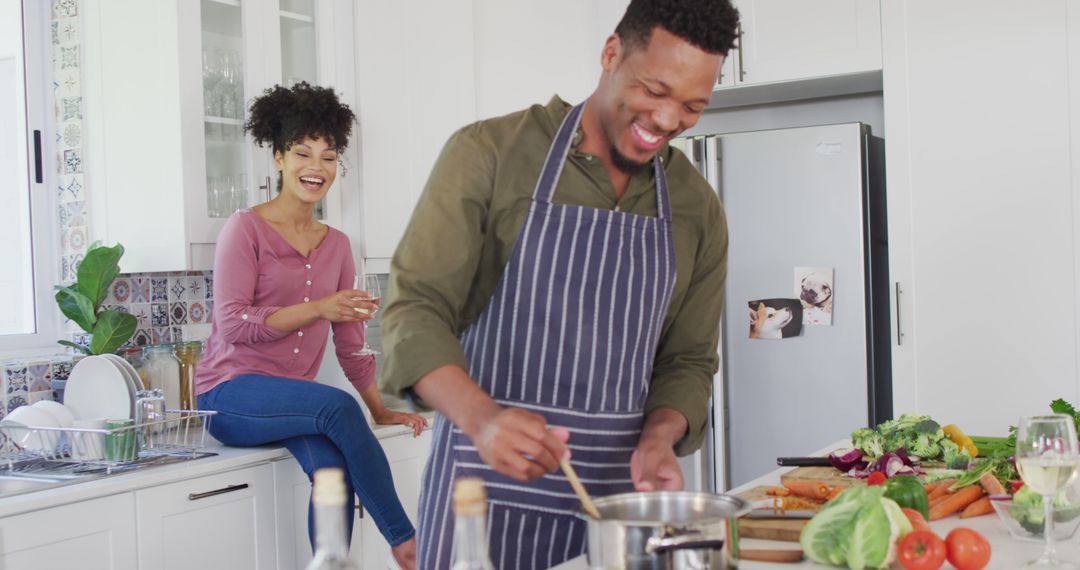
194,82,424,569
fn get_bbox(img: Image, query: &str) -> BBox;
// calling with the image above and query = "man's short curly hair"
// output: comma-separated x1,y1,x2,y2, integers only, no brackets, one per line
245,82,356,154
615,0,740,56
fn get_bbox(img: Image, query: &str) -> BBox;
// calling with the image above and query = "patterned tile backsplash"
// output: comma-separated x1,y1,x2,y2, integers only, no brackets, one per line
94,271,215,349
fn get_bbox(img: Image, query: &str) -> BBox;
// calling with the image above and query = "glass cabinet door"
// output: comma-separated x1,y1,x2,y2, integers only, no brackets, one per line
200,0,252,219
277,0,326,219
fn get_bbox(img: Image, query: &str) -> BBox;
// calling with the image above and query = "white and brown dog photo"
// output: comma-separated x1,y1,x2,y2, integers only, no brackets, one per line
795,267,834,326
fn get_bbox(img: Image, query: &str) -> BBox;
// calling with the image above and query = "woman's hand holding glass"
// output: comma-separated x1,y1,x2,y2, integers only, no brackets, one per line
372,408,428,438
313,282,377,323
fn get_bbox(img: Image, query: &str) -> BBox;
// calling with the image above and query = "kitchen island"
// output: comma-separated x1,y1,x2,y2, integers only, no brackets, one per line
554,441,1080,569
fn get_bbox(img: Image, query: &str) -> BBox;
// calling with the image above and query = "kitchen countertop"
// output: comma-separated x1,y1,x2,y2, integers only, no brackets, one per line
553,441,1080,569
0,412,434,519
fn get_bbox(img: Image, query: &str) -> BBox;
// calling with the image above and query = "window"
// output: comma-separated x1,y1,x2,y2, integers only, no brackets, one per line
0,1,59,350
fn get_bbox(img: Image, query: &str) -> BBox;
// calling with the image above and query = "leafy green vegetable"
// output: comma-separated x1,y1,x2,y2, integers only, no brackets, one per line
801,486,912,569
1010,485,1080,534
923,469,966,483
948,458,997,492
851,414,952,461
942,442,972,470
852,428,886,458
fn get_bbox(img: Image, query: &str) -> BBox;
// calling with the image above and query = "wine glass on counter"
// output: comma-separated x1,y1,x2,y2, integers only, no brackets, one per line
1016,414,1080,568
350,274,381,357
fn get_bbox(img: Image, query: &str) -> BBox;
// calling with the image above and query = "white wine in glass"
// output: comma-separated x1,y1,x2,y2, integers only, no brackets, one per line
351,275,380,356
1016,414,1080,568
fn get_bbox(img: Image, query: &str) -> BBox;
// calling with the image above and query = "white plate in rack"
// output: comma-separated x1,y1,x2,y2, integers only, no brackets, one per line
102,353,144,393
63,355,133,421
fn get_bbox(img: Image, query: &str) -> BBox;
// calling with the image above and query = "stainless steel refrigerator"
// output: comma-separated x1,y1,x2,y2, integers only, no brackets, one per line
673,123,891,490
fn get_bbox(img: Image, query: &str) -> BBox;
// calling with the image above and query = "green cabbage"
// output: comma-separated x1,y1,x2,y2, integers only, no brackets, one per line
800,486,913,569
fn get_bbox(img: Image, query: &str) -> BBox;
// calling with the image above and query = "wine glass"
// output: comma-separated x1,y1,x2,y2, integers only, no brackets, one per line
350,274,381,356
1016,414,1080,568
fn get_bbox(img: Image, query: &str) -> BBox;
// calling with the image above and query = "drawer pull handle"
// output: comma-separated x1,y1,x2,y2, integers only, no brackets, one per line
188,483,249,501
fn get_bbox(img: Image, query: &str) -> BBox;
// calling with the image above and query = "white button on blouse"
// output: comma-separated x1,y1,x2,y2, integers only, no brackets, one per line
241,314,249,320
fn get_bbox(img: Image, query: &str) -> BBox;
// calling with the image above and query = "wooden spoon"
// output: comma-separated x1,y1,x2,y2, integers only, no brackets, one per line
560,458,601,519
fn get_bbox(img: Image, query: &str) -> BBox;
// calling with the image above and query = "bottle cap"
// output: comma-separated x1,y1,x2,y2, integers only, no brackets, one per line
453,477,487,516
312,468,347,506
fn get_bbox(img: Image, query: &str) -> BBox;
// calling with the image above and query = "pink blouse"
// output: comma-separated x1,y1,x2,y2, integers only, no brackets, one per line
195,209,375,396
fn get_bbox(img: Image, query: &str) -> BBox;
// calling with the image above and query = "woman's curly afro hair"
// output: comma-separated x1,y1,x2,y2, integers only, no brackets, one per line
245,81,356,154
616,0,740,56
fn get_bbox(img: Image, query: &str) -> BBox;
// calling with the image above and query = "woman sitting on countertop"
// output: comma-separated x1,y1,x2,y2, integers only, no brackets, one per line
194,81,425,569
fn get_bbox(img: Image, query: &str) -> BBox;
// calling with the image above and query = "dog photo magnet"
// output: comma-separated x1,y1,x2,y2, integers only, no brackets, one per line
748,299,803,340
795,267,833,326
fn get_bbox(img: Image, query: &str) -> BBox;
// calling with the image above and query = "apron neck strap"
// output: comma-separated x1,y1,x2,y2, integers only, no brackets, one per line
534,101,672,221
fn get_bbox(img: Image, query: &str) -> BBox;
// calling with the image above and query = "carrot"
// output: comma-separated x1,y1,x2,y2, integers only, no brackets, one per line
902,507,932,532
782,479,832,500
929,494,951,508
960,496,994,518
923,482,942,496
765,487,792,497
928,485,984,521
979,472,1007,496
825,486,845,501
928,480,957,501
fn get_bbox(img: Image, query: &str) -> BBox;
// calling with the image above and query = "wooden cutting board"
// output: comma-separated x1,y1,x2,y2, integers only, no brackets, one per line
780,465,860,488
734,485,813,542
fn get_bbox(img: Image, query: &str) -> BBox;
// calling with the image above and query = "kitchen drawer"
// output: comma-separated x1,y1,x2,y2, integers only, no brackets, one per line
135,463,276,570
0,493,137,570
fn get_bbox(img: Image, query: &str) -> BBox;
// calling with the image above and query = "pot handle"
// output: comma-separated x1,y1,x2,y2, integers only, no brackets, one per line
645,534,726,554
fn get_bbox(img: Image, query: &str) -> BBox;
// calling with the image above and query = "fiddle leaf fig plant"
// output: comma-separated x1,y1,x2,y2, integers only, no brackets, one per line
55,243,138,355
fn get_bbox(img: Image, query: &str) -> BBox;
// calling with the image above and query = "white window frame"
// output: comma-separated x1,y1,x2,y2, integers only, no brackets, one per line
0,0,62,356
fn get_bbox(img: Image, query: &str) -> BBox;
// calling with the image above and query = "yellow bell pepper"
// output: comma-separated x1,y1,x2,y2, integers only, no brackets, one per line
943,424,979,458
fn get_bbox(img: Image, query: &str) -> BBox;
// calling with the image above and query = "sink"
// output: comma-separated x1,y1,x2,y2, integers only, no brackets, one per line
0,474,78,497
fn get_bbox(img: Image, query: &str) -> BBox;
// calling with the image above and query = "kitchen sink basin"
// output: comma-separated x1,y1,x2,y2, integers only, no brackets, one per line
0,474,80,497
0,451,217,499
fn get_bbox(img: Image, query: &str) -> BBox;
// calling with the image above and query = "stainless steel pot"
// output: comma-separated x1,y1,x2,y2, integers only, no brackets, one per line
579,491,750,570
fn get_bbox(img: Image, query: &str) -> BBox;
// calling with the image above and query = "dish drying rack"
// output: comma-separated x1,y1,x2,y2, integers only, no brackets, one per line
0,410,217,474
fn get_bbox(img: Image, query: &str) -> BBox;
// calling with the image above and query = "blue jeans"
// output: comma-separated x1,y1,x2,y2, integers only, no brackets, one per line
197,375,415,550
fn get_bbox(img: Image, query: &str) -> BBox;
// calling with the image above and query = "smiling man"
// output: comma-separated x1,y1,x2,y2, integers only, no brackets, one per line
381,1,739,567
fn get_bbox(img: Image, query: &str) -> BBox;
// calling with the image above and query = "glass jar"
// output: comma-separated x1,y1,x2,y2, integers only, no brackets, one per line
145,345,182,411
173,341,203,412
122,347,149,390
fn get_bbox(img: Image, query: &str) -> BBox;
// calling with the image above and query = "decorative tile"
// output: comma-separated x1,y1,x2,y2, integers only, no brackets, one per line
61,122,81,148
151,327,172,345
27,362,52,393
129,303,151,328
169,302,188,325
3,365,28,395
57,175,83,202
55,70,79,98
171,326,184,342
60,96,81,121
109,278,132,303
151,278,168,301
130,278,150,302
62,148,82,174
168,277,186,301
51,20,58,45
187,301,208,324
132,328,152,347
58,45,79,71
62,225,88,255
7,395,27,413
50,357,73,381
151,303,168,327
205,300,214,320
186,276,204,300
56,17,79,44
70,332,91,350
205,276,214,299
53,0,78,18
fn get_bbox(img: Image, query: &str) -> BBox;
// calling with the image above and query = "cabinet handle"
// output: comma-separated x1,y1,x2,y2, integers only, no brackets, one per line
188,483,249,501
894,282,904,346
737,24,745,81
356,502,364,518
33,130,43,183
259,176,272,202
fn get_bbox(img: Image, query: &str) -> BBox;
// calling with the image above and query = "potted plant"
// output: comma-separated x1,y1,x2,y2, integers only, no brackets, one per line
54,243,138,355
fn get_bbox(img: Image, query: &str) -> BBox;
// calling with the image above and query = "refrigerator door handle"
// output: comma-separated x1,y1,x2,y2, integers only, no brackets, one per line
895,282,904,346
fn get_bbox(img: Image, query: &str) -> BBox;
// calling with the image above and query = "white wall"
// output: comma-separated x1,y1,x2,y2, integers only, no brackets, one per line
686,92,884,138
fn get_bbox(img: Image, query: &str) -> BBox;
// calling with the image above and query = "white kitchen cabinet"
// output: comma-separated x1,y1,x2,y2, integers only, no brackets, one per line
882,1,1078,434
272,429,432,569
357,429,433,569
724,0,881,86
0,493,137,570
83,0,351,272
135,463,276,570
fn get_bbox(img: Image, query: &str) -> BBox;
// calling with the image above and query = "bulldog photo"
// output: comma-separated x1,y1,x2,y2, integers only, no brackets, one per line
795,267,834,326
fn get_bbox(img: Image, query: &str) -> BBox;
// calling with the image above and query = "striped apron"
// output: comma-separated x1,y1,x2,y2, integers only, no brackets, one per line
417,102,677,569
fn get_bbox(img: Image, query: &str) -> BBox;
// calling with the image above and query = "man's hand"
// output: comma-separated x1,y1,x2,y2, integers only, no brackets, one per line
472,407,570,481
630,407,689,491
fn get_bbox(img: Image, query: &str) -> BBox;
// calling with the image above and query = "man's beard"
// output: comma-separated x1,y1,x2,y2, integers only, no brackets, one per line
610,144,652,175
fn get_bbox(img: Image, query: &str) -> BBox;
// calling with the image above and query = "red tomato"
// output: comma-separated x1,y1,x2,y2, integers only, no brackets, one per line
946,527,992,570
898,530,947,570
868,471,887,486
